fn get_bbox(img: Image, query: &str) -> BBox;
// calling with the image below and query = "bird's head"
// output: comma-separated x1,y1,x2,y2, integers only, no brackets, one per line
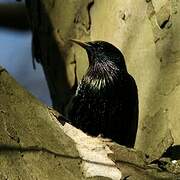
70,39,127,71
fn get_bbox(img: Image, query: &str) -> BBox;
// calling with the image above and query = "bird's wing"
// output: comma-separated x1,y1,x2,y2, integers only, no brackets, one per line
106,73,138,147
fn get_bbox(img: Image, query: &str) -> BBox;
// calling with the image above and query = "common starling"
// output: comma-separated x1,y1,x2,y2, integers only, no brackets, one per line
67,40,138,147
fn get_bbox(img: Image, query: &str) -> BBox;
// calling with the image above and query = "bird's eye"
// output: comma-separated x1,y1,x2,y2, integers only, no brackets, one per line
98,46,104,51
88,42,94,46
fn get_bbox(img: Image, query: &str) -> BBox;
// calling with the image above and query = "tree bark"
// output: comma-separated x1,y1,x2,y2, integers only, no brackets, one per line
0,66,179,179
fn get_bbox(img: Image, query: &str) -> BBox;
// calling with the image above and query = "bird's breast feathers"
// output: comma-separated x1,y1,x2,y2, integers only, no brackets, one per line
79,61,121,91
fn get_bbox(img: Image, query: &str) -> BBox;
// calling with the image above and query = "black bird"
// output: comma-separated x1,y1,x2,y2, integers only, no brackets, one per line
67,40,138,147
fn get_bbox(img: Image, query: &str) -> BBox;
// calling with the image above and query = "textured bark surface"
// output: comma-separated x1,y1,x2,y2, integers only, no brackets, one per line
26,0,94,113
0,67,82,180
0,66,179,179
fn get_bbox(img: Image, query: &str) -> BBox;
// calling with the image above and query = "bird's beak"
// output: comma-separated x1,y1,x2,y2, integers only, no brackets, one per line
70,39,91,50
70,39,94,64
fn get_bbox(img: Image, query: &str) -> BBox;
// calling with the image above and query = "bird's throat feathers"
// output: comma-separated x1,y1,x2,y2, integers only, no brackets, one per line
82,61,121,90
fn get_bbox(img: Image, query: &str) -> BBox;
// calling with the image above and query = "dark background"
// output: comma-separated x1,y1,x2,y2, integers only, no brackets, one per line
0,0,51,105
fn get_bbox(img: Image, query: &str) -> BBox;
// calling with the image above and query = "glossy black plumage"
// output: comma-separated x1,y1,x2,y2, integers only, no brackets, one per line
67,40,138,147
